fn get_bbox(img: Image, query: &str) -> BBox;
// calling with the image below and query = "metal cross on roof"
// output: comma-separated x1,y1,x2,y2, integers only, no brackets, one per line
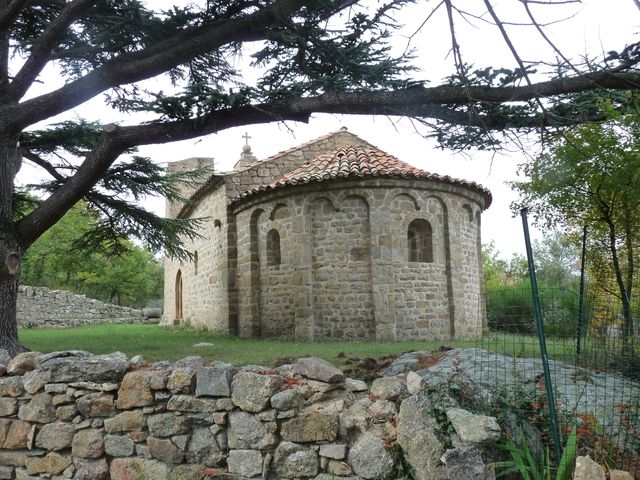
243,132,251,145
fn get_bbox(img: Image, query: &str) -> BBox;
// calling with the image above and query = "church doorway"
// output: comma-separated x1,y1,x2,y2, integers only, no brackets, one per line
175,270,183,325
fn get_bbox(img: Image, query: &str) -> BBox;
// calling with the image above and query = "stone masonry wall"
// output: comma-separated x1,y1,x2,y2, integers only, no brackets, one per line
0,350,509,480
310,195,374,339
165,157,215,219
233,178,486,341
163,185,229,331
163,130,487,339
17,286,144,329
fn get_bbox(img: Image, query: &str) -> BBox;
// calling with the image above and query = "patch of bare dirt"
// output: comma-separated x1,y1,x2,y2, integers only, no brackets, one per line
274,345,454,382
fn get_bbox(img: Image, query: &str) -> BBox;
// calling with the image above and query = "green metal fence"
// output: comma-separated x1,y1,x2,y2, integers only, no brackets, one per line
475,285,640,477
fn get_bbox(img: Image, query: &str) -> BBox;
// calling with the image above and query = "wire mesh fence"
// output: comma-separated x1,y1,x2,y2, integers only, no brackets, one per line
474,285,640,477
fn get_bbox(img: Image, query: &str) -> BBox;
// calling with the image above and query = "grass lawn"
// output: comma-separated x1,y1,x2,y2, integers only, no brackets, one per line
20,323,599,368
19,323,479,367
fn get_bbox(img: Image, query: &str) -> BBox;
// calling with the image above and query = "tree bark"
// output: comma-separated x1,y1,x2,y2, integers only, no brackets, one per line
0,141,27,355
605,216,633,356
0,272,25,356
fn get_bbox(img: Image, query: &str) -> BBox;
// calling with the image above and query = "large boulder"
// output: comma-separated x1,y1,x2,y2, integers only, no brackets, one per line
396,394,443,480
295,357,344,383
40,351,129,383
281,411,339,442
446,408,501,445
227,449,263,478
231,372,282,412
228,411,278,450
347,432,395,480
273,441,319,478
442,446,495,480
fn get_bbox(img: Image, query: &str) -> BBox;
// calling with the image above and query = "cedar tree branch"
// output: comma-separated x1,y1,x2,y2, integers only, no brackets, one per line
9,0,97,101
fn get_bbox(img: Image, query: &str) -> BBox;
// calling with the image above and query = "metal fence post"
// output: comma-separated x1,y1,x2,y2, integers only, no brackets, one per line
577,226,588,356
520,208,563,462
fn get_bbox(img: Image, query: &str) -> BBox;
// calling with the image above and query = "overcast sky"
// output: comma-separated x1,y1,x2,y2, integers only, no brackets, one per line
16,0,639,258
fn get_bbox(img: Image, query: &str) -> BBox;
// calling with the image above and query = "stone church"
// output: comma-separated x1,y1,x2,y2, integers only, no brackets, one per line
162,128,491,340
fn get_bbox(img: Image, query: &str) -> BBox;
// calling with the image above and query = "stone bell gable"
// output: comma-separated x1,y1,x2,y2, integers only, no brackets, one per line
163,129,491,341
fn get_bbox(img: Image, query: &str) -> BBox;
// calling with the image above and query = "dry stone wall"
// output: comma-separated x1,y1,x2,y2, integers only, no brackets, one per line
0,349,633,479
17,286,144,329
0,350,507,480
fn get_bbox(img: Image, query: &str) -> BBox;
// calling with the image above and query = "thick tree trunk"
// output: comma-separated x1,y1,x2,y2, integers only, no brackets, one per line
605,218,634,356
0,273,25,356
0,141,28,356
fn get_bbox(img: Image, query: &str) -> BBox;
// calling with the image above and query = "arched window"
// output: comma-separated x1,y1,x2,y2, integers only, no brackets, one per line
408,219,433,263
193,251,198,275
463,204,474,222
266,229,281,267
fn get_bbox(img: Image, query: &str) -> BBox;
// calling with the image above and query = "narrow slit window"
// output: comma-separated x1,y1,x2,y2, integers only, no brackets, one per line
266,229,281,266
408,219,433,263
175,269,183,323
193,251,198,275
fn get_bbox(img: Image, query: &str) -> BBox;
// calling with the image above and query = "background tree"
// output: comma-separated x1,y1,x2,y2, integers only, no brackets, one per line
0,0,639,353
482,241,527,291
482,233,580,334
20,201,163,308
482,233,578,291
512,108,640,352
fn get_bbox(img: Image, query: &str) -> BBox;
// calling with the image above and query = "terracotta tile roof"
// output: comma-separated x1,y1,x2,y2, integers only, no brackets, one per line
233,145,492,206
176,128,362,218
234,128,358,173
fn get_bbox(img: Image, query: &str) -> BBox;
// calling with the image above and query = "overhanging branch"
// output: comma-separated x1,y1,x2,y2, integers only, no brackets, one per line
0,0,30,35
16,127,126,248
9,0,97,101
3,0,313,132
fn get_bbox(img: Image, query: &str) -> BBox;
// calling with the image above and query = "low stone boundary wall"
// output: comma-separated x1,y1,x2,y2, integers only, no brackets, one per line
0,350,630,479
17,286,145,328
0,350,506,480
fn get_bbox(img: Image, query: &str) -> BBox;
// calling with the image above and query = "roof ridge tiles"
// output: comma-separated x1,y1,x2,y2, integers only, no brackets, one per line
232,144,492,206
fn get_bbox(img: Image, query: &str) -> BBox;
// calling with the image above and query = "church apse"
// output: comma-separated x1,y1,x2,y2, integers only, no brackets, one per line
390,193,452,340
310,195,374,339
165,131,491,341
